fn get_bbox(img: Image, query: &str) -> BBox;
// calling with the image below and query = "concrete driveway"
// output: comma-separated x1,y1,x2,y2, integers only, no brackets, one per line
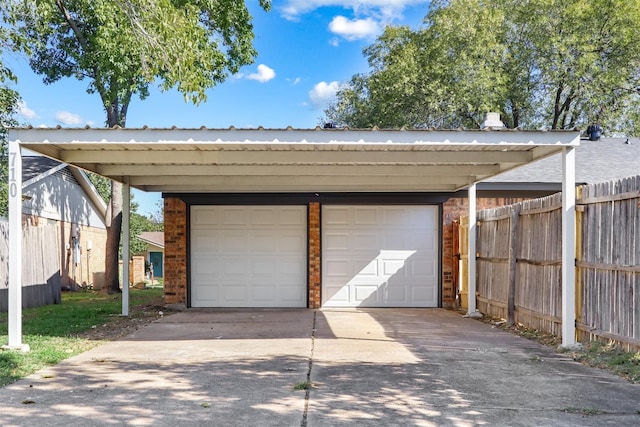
1,309,639,426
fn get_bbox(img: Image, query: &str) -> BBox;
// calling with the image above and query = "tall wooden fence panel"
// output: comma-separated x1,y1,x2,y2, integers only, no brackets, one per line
476,206,511,319
577,176,640,350
0,221,62,312
514,194,563,336
475,194,563,335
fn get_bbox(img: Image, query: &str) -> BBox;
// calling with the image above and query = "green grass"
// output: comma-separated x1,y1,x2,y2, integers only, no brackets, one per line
293,381,313,391
0,288,163,387
570,341,640,383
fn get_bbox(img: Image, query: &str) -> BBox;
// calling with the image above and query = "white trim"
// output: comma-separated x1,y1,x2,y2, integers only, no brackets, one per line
6,139,28,351
122,180,130,316
466,181,480,317
561,147,577,347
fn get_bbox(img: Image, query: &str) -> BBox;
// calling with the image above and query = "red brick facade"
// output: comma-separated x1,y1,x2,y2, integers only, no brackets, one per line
164,197,187,305
163,196,524,308
308,203,321,308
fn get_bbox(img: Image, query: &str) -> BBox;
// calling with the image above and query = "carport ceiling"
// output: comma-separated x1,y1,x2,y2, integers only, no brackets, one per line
11,127,580,193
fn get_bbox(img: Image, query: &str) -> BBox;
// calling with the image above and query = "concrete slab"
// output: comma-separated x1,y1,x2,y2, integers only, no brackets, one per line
0,308,639,426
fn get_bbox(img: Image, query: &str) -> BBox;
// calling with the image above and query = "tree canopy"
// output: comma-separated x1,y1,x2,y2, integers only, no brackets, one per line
324,0,640,134
2,0,270,291
0,27,22,219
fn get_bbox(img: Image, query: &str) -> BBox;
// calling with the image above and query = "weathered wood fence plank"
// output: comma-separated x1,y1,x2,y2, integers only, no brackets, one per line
465,175,640,349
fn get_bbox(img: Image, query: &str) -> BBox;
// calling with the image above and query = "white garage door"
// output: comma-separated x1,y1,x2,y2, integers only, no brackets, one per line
190,206,307,308
322,205,439,307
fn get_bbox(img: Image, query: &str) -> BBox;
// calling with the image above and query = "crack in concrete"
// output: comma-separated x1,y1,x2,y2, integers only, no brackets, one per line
300,310,316,427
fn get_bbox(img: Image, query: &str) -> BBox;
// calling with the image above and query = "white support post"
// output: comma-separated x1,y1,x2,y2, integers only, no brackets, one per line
561,147,577,347
122,179,130,317
466,180,480,317
5,139,29,351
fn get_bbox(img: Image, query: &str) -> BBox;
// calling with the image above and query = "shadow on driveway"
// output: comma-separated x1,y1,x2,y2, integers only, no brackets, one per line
0,308,639,426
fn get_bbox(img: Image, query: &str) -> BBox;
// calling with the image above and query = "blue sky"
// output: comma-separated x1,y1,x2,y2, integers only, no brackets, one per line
7,0,431,216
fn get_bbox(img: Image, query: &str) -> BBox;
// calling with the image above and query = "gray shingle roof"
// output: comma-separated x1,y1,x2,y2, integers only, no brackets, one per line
486,137,640,185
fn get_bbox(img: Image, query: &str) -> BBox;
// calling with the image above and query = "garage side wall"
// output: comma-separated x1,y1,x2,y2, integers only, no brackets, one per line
164,197,187,305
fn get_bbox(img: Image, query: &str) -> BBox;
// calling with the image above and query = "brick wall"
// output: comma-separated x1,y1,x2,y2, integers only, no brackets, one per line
441,197,524,307
308,203,321,308
164,197,187,305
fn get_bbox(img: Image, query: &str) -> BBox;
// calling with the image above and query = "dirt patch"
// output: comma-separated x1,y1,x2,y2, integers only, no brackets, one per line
76,298,175,341
474,312,562,348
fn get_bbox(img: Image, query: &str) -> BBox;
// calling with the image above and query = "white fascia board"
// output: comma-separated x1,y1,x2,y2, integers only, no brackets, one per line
9,127,581,146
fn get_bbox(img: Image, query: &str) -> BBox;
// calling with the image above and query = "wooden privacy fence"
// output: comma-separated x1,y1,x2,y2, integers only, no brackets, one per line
0,220,62,311
464,175,640,349
576,176,640,349
475,193,564,335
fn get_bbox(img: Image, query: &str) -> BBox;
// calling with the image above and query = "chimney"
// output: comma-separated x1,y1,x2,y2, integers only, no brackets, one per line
481,112,505,129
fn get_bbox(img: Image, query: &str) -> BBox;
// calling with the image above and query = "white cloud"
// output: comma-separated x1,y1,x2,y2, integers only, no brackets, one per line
280,0,429,21
308,81,341,109
329,16,381,40
55,111,84,125
17,101,38,119
246,64,276,83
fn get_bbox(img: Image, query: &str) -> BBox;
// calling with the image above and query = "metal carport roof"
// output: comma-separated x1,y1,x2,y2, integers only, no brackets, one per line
5,126,581,350
10,126,578,193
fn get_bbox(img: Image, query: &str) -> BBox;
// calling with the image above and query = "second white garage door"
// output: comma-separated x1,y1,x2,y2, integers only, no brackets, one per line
322,205,439,307
190,206,307,308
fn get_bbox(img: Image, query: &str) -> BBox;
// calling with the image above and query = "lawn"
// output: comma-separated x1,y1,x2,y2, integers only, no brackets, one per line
0,288,164,387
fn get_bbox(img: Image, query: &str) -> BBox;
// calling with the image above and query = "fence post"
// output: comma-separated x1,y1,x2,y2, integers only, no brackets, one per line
575,186,584,334
507,206,521,326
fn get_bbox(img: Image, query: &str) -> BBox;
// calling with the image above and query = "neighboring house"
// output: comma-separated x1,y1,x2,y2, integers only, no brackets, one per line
0,156,107,311
138,231,164,278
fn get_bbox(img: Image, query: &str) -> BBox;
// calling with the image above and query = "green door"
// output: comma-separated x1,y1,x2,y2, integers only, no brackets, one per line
149,252,163,278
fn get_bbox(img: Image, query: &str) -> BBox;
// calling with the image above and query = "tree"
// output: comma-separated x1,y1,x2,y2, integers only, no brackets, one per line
4,0,271,292
325,0,640,134
0,27,22,218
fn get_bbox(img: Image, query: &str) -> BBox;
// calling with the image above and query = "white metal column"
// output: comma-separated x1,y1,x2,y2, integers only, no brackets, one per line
561,147,577,347
466,180,480,317
122,180,130,316
6,139,29,351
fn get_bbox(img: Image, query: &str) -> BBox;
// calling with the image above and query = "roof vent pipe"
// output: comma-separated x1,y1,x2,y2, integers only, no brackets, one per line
481,112,505,129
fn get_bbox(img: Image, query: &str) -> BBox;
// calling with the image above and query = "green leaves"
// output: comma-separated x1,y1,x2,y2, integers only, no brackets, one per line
4,0,270,126
325,0,640,135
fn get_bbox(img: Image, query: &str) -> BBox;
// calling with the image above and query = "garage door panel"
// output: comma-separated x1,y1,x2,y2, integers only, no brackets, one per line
322,205,439,308
354,285,378,303
192,231,219,251
353,233,379,250
354,207,378,225
191,207,220,225
324,285,349,303
382,207,409,225
222,285,248,302
278,232,306,252
280,208,306,226
324,233,350,250
221,208,247,225
325,207,350,225
325,259,350,277
191,206,307,308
